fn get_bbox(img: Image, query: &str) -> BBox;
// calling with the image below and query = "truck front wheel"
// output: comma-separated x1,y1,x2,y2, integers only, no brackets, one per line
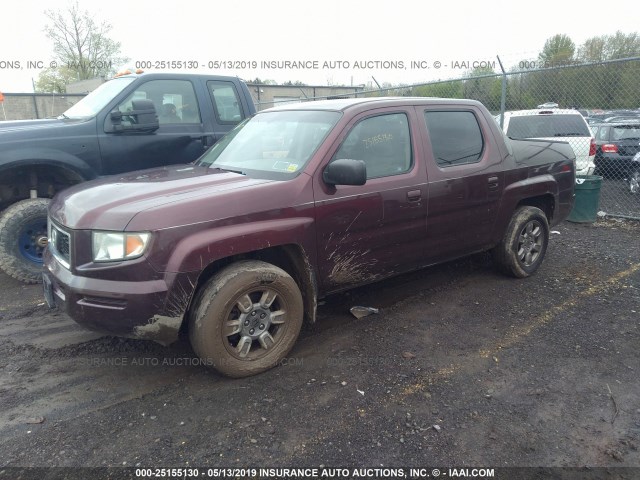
493,206,549,278
0,199,50,284
189,260,304,378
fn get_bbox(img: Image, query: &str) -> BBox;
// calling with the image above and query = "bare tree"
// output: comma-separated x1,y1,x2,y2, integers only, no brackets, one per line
42,1,126,85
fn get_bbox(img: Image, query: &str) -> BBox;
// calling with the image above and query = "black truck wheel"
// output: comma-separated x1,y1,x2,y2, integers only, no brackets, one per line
189,260,304,378
492,206,549,278
0,199,50,284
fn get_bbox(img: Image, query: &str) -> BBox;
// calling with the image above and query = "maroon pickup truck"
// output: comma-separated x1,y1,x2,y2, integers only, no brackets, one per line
43,97,575,377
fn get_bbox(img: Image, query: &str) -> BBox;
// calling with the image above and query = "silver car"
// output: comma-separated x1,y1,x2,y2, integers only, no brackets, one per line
501,109,596,176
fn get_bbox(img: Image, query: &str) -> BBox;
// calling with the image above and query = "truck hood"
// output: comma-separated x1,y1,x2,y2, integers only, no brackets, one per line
49,165,274,230
0,117,84,133
0,117,95,149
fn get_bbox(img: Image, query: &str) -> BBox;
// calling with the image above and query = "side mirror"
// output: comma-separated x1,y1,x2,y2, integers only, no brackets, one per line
109,99,159,132
323,159,367,186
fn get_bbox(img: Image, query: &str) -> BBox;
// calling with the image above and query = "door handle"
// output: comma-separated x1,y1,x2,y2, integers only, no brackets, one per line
407,190,422,202
488,176,499,190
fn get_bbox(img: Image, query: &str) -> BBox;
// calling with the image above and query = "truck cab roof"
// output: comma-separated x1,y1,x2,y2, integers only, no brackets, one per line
265,96,485,113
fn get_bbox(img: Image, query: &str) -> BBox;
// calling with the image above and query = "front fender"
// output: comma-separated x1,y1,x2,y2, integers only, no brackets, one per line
0,148,97,181
156,217,316,273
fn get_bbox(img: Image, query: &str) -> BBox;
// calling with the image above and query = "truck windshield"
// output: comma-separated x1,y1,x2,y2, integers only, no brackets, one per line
199,110,341,178
62,77,137,119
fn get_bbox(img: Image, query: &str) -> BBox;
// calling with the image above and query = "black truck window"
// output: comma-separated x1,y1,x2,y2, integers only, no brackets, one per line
207,81,243,124
117,80,200,124
424,111,484,167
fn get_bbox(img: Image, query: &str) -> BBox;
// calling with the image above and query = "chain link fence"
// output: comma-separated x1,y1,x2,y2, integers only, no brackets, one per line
268,57,640,219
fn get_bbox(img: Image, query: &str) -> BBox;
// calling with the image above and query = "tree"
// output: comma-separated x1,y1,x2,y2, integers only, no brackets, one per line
412,80,464,99
571,31,640,108
34,66,77,93
282,80,308,86
577,31,640,62
40,1,126,88
602,31,640,59
538,34,575,66
248,78,277,85
463,67,502,111
577,36,607,63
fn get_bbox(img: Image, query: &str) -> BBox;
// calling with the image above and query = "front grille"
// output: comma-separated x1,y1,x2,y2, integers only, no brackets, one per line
50,222,71,268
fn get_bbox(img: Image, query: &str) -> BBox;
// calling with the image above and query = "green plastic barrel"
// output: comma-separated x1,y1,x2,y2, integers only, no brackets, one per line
567,175,603,223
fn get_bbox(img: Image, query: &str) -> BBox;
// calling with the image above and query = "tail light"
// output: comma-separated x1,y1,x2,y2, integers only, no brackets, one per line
602,143,618,153
589,137,596,156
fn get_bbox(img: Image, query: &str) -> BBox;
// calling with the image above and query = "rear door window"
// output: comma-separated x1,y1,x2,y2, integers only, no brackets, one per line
207,81,243,124
424,111,484,167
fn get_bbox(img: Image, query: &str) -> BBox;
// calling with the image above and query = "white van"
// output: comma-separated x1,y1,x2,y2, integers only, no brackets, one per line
499,109,596,175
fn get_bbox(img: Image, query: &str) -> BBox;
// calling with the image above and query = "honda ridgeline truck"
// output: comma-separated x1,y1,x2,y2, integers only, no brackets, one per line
43,97,576,378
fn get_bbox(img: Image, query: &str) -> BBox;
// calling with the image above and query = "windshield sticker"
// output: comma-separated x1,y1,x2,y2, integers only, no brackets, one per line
271,161,299,172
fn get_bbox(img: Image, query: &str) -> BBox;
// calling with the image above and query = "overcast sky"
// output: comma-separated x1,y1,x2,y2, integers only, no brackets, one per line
1,0,638,92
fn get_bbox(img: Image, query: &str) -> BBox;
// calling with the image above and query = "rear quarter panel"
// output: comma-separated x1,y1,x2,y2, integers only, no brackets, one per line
493,138,575,237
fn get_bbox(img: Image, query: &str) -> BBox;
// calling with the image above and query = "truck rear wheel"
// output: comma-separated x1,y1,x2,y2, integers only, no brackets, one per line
492,206,549,278
189,260,304,378
0,199,50,284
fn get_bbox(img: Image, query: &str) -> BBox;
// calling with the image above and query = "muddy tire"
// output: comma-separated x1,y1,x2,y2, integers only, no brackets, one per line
189,260,304,378
492,206,549,278
0,199,50,284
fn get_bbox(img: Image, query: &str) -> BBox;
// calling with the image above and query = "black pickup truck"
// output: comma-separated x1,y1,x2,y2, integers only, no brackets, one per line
0,72,256,283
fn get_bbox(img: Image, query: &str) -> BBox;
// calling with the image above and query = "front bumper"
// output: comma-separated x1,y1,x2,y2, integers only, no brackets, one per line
43,248,198,345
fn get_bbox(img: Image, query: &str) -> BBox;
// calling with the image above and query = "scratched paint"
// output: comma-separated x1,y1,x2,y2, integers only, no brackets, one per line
165,277,196,319
325,211,378,285
134,276,197,345
327,249,376,285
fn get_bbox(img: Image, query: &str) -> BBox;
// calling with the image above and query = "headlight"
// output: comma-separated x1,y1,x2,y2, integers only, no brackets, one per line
92,231,150,262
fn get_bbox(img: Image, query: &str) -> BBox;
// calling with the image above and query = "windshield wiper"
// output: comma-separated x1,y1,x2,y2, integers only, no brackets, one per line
219,167,246,175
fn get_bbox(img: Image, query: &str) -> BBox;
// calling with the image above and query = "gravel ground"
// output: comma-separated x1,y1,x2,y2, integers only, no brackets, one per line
0,218,639,479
